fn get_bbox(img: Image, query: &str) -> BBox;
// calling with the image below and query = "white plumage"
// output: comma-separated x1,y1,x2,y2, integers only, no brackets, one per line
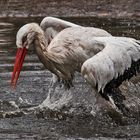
40,17,81,84
81,37,140,113
40,17,80,45
81,37,140,95
39,17,112,86
40,17,80,31
12,17,140,113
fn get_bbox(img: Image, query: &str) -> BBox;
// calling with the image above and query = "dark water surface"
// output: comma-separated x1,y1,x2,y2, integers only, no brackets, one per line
0,17,140,140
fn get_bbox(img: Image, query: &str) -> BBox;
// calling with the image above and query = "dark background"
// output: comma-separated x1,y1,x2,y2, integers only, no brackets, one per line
0,0,139,18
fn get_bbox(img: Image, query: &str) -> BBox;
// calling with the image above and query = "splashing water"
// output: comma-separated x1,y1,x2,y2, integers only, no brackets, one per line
0,16,140,139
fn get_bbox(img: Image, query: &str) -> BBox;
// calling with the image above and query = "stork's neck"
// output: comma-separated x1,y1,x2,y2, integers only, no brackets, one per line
35,32,56,59
35,32,47,51
34,32,51,62
34,32,60,76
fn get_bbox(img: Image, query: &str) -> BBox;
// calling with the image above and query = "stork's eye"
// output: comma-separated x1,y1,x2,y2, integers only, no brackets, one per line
22,35,27,44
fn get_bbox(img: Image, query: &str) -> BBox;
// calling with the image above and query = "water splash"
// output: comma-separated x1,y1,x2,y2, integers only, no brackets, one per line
39,87,73,110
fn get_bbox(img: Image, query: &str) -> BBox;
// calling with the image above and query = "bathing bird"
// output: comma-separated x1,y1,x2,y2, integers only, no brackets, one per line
11,22,140,113
11,22,111,88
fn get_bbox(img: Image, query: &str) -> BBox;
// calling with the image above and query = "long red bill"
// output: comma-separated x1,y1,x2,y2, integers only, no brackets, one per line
11,47,27,88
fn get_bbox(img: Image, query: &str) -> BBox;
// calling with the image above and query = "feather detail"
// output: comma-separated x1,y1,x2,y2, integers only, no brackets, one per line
81,37,140,92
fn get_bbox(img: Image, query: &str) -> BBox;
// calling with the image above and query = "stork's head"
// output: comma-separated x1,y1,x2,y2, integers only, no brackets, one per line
11,23,44,88
16,23,44,49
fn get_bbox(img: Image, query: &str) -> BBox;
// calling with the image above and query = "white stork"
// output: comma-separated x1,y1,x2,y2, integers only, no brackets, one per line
12,20,111,88
10,23,140,113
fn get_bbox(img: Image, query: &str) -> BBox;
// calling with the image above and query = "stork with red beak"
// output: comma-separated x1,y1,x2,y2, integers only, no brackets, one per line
11,17,80,87
11,18,111,88
11,21,140,113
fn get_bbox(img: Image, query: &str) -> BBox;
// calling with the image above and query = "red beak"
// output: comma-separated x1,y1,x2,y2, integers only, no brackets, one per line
11,47,27,88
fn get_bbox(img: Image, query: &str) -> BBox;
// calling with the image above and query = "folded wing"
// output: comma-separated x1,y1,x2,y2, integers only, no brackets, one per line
81,37,140,93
